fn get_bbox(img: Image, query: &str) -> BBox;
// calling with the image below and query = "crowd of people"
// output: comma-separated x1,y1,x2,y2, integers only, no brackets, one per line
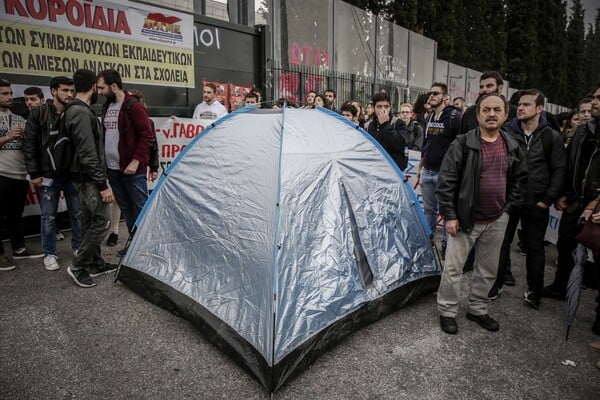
0,68,599,369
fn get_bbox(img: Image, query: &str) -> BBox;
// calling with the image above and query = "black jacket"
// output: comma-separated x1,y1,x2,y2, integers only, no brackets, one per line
436,128,528,234
65,99,108,191
367,117,408,170
564,118,600,203
22,100,58,179
507,115,566,206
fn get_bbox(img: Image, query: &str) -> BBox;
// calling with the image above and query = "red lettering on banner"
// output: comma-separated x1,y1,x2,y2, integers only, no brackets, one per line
161,144,186,158
173,122,203,138
5,0,131,34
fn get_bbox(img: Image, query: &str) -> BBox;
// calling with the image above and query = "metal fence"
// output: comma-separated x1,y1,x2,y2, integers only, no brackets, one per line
270,63,428,112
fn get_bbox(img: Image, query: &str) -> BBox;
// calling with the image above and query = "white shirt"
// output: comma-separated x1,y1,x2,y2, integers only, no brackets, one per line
192,101,228,120
104,101,122,170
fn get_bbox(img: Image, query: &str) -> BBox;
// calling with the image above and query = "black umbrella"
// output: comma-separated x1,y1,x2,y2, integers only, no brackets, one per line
565,244,588,340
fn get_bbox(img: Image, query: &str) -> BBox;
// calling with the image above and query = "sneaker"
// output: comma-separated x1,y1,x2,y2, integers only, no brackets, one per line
524,290,540,309
56,230,65,241
43,254,60,271
439,316,458,334
13,247,44,259
488,284,504,300
504,271,516,286
466,312,500,331
106,233,118,247
589,341,600,353
541,285,566,300
67,266,96,288
73,249,78,258
117,248,127,257
0,256,16,271
88,263,118,277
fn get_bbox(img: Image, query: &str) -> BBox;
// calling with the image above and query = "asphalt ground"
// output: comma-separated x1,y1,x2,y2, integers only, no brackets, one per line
1,225,599,400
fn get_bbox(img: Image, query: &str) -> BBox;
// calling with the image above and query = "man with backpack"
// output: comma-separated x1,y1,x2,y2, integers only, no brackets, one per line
23,77,83,271
64,69,115,288
489,90,566,307
96,69,154,251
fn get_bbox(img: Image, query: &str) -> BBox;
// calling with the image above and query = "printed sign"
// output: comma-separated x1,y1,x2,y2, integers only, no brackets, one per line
0,0,194,87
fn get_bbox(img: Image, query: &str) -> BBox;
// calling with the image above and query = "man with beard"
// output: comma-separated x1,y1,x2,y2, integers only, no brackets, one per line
461,71,516,134
416,82,462,256
0,78,44,270
65,69,115,287
489,90,566,307
23,77,83,271
436,93,527,334
97,69,154,255
192,83,228,120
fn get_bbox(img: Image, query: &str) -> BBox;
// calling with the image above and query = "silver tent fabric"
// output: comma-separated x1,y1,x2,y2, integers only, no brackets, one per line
122,107,438,367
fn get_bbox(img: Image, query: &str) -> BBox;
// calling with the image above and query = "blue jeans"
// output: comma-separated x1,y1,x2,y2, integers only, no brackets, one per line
39,178,82,255
420,168,446,244
107,169,148,233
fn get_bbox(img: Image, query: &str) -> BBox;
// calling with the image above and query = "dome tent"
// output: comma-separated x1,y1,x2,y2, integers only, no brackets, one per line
118,106,440,393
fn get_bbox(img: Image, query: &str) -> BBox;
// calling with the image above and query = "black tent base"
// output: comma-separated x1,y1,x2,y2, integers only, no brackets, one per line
118,266,440,393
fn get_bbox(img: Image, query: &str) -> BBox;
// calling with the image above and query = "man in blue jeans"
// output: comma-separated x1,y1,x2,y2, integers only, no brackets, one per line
97,69,154,254
416,83,462,255
23,77,83,271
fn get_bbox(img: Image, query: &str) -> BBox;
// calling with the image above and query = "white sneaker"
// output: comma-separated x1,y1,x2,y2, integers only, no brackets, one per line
56,231,65,241
43,254,60,271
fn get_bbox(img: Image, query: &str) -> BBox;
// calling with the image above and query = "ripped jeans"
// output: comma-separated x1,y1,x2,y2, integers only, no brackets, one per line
40,177,82,255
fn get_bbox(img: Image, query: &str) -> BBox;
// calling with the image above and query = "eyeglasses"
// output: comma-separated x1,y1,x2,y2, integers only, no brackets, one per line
427,91,445,97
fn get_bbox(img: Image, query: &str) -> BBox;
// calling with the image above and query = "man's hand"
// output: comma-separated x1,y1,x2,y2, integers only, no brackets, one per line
376,108,390,124
445,219,460,236
30,177,43,187
124,159,140,175
7,127,23,140
554,196,567,211
536,201,549,209
100,188,113,203
582,208,593,221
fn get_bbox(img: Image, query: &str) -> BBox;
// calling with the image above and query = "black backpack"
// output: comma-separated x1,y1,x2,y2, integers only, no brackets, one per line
46,103,75,178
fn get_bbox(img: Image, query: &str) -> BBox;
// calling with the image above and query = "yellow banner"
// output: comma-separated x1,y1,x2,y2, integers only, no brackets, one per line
0,21,194,87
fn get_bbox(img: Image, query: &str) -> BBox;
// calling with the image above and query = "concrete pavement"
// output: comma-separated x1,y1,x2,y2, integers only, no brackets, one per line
1,226,599,399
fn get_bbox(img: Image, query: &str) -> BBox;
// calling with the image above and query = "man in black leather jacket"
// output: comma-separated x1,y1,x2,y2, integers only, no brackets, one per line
64,69,116,288
435,93,527,335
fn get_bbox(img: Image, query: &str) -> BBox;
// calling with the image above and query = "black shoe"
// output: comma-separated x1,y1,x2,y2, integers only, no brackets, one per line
504,271,516,286
106,233,118,247
13,247,44,259
439,316,458,334
88,263,118,278
524,290,540,309
593,318,600,336
67,267,96,288
541,285,566,300
466,312,499,331
488,283,504,300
